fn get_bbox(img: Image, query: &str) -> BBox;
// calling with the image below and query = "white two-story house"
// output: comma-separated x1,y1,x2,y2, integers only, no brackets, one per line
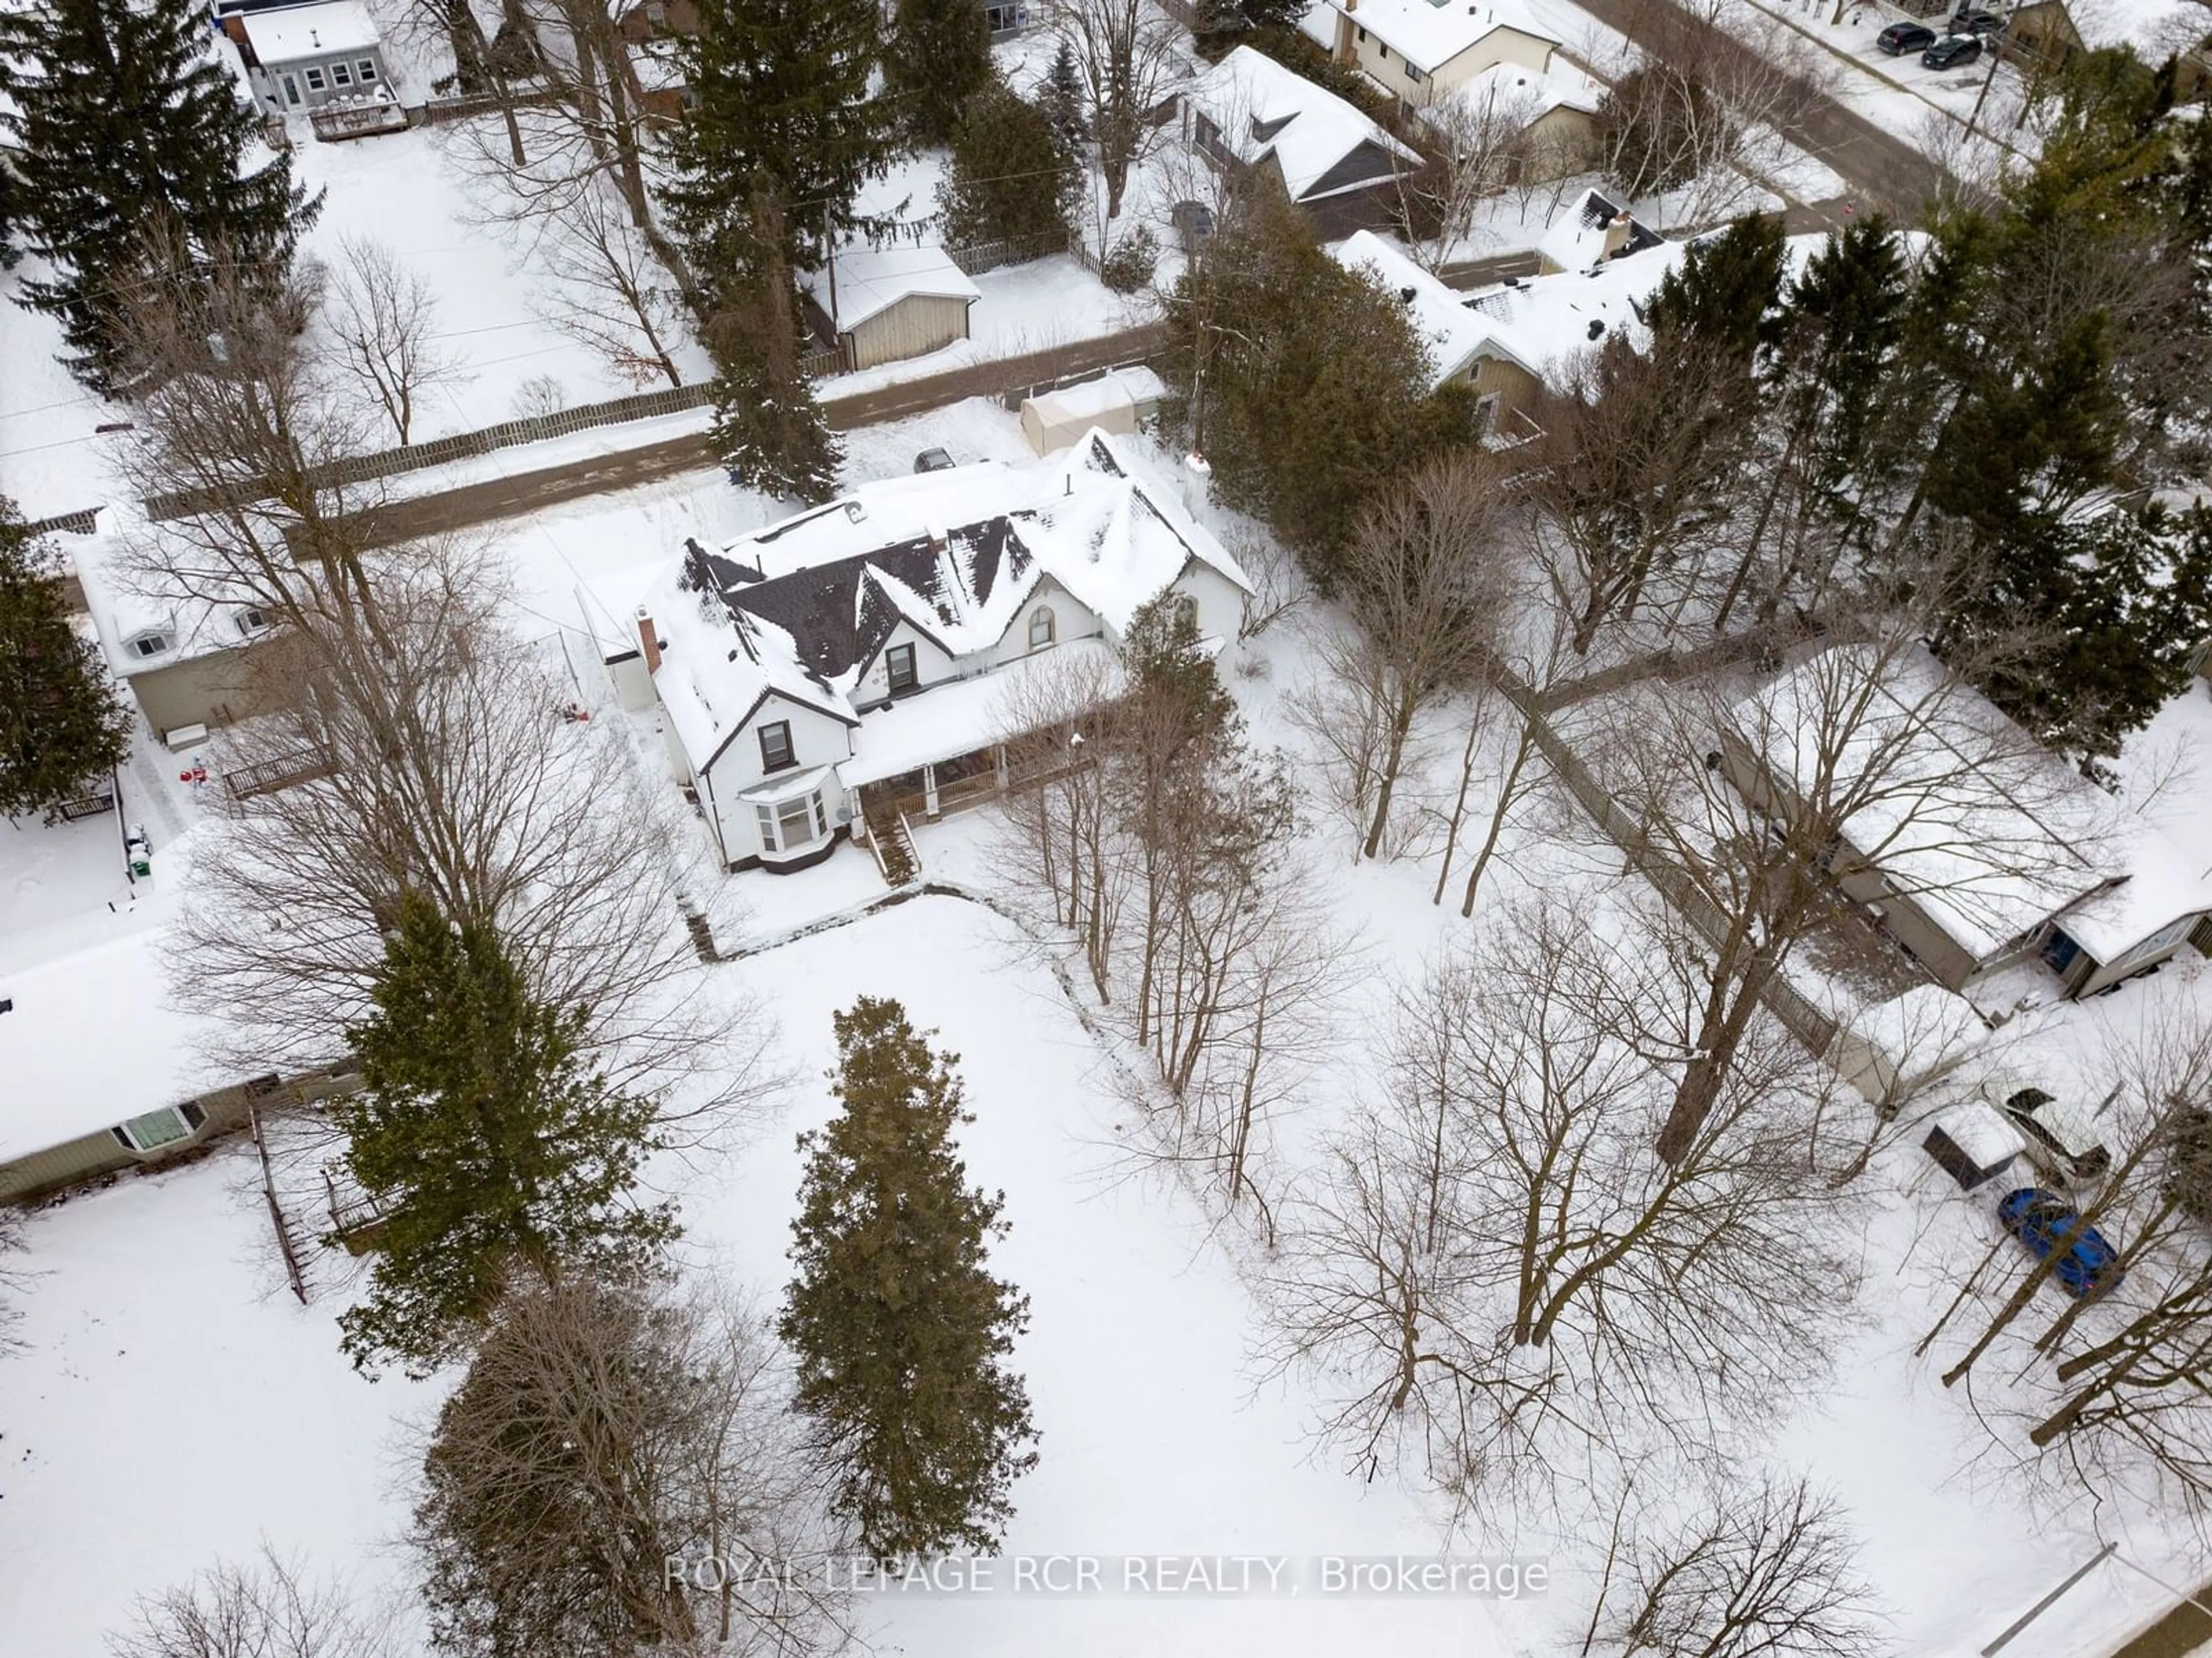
620,430,1252,873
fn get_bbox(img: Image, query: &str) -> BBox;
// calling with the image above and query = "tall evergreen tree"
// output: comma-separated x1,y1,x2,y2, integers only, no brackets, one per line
0,499,131,819
1037,39,1088,144
699,190,843,502
333,892,677,1376
781,997,1037,1557
1643,211,1785,366
0,0,318,390
887,0,993,147
659,0,891,278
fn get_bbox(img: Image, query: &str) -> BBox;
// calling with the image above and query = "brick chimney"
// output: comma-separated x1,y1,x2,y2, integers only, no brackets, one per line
1601,211,1634,260
637,606,661,674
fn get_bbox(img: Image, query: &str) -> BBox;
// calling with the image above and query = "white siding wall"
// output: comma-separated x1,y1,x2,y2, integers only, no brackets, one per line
699,697,857,863
1336,15,1554,99
984,581,1104,669
847,294,974,371
850,619,963,706
1166,562,1251,643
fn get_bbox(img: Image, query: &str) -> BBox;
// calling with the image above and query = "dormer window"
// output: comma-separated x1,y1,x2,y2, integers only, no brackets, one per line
126,630,172,659
236,606,271,635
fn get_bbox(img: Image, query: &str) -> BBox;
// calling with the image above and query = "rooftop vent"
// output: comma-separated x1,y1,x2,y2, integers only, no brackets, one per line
1398,285,1418,305
1586,319,1606,341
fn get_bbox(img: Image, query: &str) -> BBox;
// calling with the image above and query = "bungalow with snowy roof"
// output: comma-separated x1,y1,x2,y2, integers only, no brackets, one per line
0,929,361,1203
1321,0,1565,108
1183,46,1421,239
620,430,1252,873
1417,59,1605,187
800,245,982,372
1717,645,2212,1002
1331,224,1684,441
215,0,395,116
69,537,275,748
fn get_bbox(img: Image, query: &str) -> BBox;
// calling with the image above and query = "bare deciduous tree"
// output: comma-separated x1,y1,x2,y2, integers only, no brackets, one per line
1300,455,1513,862
1043,0,1183,230
325,236,468,446
1392,82,1552,272
1262,895,1862,1521
1593,1475,1885,1658
412,1270,855,1658
532,179,690,388
107,1546,394,1658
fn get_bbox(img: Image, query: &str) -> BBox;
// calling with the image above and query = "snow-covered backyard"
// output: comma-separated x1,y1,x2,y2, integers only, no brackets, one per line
8,392,2212,1655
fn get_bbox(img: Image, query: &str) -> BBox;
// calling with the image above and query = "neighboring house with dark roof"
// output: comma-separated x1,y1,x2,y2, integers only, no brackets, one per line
2001,0,2212,99
1183,46,1420,238
617,428,1252,872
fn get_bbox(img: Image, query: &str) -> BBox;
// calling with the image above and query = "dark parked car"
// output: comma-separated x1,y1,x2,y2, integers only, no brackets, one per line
912,448,955,474
1877,21,1937,53
1998,1188,2124,1299
1953,7,2006,35
1922,34,1983,69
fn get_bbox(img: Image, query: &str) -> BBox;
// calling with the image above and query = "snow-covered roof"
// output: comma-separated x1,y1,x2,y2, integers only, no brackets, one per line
1319,0,1561,74
1187,46,1416,201
1930,1101,2027,1171
1429,58,1602,128
240,0,381,62
2065,0,2209,56
801,245,982,334
1332,230,1490,384
1536,187,1664,273
640,431,1251,779
1024,365,1168,426
1843,984,1987,1073
839,638,1123,789
71,536,273,679
1729,645,2212,967
0,931,227,1164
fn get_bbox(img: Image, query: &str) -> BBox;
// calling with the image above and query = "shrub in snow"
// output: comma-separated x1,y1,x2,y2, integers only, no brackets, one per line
1100,224,1159,294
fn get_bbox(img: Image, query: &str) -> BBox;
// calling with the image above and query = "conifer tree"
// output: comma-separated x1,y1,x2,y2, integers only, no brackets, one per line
781,997,1037,1557
888,0,994,148
333,892,677,1376
0,0,318,390
0,499,131,819
937,80,1081,251
699,190,843,503
659,0,891,278
1037,39,1088,143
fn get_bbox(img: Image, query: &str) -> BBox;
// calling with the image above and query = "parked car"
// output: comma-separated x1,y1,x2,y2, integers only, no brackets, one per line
1952,7,2006,35
1877,21,1937,53
912,448,956,474
1978,1078,2112,1184
1922,34,1983,69
1998,1187,2124,1299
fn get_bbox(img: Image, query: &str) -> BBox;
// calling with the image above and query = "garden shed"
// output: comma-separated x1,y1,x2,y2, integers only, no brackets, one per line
802,245,980,371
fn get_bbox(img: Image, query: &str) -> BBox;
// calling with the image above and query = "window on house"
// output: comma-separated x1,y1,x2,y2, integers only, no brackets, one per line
754,790,830,854
1029,606,1055,649
757,721,794,772
331,60,353,85
886,643,918,694
235,605,270,635
305,66,327,90
357,57,377,82
1357,24,1366,40
111,1100,207,1154
1406,62,1426,84
127,630,171,658
1474,391,1501,437
1172,594,1199,634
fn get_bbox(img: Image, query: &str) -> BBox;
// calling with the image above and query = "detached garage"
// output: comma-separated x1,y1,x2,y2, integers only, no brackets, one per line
803,245,980,372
